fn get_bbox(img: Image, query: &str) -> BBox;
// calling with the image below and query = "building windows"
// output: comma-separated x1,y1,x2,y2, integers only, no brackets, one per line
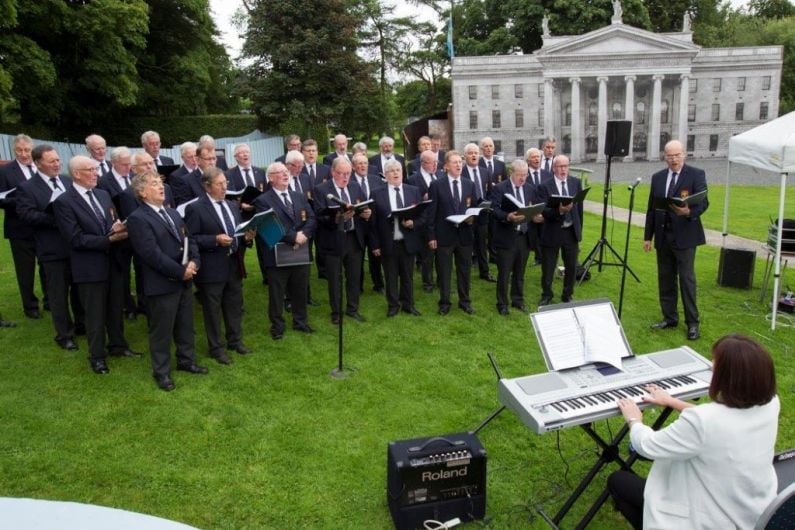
468,86,477,100
469,111,478,129
688,104,696,122
514,84,523,99
735,102,744,121
538,83,544,97
737,77,746,91
689,79,698,93
538,109,544,127
762,76,771,90
515,109,524,128
712,78,721,92
687,135,695,152
660,100,669,124
564,104,571,126
588,103,598,126
492,110,501,129
493,140,502,154
636,101,646,125
760,102,769,120
611,102,623,119
516,139,525,157
711,103,721,122
709,134,719,152
491,85,500,99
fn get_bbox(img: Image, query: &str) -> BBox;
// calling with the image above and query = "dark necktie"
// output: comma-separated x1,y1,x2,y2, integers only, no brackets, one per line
486,160,493,178
340,187,353,231
515,186,527,233
561,180,568,196
122,175,130,189
49,177,61,191
360,177,368,198
560,181,573,227
452,179,460,209
544,159,551,173
533,171,539,186
667,172,678,197
26,164,35,178
473,168,483,200
243,168,253,187
86,190,108,232
217,200,237,253
281,192,294,219
394,186,403,209
309,165,316,182
158,208,180,240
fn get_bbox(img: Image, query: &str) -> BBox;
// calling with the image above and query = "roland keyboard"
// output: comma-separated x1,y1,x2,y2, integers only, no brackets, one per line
498,346,713,434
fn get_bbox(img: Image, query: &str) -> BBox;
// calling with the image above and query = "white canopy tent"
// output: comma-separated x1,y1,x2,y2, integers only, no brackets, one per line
725,111,795,330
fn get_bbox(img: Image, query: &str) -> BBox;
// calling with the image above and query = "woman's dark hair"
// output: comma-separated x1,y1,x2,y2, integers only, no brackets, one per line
709,334,776,408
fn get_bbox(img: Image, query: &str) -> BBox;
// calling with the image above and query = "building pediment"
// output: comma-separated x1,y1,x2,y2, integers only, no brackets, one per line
537,24,700,58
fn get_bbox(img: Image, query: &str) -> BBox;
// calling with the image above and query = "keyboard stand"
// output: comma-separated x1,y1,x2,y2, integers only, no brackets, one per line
537,408,674,529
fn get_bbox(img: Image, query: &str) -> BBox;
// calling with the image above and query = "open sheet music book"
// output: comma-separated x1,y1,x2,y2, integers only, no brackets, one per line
530,299,632,371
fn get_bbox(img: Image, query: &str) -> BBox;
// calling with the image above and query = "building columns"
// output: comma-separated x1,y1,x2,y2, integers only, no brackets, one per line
596,76,608,162
648,74,664,161
543,78,555,139
569,77,581,162
678,74,690,146
624,75,636,161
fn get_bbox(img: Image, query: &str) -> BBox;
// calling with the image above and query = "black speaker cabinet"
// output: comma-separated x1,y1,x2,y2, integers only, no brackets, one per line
604,120,632,157
718,247,755,289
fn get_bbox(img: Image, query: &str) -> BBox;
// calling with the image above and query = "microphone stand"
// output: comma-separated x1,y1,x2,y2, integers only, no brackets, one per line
618,180,640,319
330,205,348,379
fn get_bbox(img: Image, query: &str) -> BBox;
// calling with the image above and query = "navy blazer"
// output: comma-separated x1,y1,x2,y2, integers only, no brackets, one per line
16,174,73,262
408,170,445,200
644,164,708,250
155,155,175,166
526,167,553,187
461,165,496,204
171,169,205,206
536,175,584,244
97,171,132,202
117,183,175,220
490,179,540,250
312,179,372,255
126,204,199,296
0,160,35,239
184,195,245,284
300,163,331,186
425,175,477,247
371,183,423,255
252,188,316,268
349,173,384,200
479,157,507,184
368,153,406,180
169,165,192,182
322,152,351,167
225,165,267,192
53,186,119,283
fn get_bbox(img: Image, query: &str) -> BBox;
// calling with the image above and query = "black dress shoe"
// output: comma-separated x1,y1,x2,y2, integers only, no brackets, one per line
176,363,209,374
90,359,110,374
293,323,315,333
154,374,175,391
331,315,341,325
480,274,497,283
387,307,399,317
650,320,678,330
271,330,284,340
687,325,700,340
227,343,252,355
346,311,366,322
561,296,573,303
24,309,41,320
438,306,450,316
109,348,142,358
373,287,385,295
74,323,87,336
212,353,233,365
57,338,79,351
423,285,434,293
498,306,509,316
538,297,552,307
511,303,528,312
402,306,422,316
458,304,475,315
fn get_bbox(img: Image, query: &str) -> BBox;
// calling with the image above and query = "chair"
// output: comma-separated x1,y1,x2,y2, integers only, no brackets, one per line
755,482,795,529
774,448,795,493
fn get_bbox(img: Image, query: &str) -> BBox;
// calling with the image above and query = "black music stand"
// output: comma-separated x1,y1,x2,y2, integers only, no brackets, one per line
472,353,506,435
330,206,350,379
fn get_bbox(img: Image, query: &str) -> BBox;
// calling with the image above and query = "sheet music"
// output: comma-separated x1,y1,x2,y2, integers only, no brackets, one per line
533,310,587,370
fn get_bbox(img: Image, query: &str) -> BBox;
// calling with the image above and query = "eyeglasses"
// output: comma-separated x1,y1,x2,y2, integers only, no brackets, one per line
201,156,217,161
665,153,684,159
79,167,99,173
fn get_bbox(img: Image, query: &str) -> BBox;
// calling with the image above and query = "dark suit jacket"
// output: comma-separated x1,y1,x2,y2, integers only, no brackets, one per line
536,176,584,244
97,172,133,205
172,169,205,206
155,155,175,166
408,170,445,200
126,204,199,296
368,154,406,180
644,164,708,250
349,173,384,200
490,179,539,250
425,175,476,247
312,180,371,256
117,183,175,220
16,175,73,262
461,165,496,204
169,165,192,181
371,183,423,255
0,160,35,239
184,195,245,284
215,156,229,171
322,152,350,167
53,186,118,283
252,188,316,268
526,167,553,187
225,166,267,192
300,163,330,186
479,157,507,184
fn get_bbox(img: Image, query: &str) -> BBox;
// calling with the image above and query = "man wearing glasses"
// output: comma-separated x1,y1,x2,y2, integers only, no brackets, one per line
172,143,217,206
644,140,708,341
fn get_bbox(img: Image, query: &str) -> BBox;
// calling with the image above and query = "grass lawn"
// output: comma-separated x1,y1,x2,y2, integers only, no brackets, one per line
0,192,793,529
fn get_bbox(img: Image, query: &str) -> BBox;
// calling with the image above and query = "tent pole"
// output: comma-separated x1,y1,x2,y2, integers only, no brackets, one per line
770,172,788,331
721,160,732,247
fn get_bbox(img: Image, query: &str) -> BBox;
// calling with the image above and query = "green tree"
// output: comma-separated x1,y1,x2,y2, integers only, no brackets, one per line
394,21,451,117
748,0,795,18
643,0,695,32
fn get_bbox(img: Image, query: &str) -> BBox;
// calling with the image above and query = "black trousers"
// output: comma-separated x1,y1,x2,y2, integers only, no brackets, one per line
607,470,645,530
324,232,363,319
198,260,243,358
436,244,472,309
41,259,74,342
417,237,435,289
266,264,309,334
146,285,196,378
540,228,579,300
473,220,490,277
382,240,415,312
496,233,530,310
656,229,699,326
360,246,384,292
9,238,46,312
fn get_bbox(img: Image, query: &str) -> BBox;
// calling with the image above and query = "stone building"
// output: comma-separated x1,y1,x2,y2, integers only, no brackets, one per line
451,10,783,162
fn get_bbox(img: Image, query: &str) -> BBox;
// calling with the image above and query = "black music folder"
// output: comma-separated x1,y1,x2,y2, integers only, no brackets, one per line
274,242,311,267
546,187,591,209
653,189,707,210
389,199,432,220
226,185,264,204
500,194,545,219
158,164,181,184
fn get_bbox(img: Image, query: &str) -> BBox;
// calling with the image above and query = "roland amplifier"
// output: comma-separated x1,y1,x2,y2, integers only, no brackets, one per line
387,432,486,530
717,247,755,289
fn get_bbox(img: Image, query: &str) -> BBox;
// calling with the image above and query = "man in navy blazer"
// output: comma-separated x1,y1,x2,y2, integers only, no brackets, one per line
0,133,47,319
126,171,207,391
408,150,444,293
169,142,198,181
141,130,174,166
407,136,432,176
490,160,543,315
313,158,372,324
426,151,477,315
322,134,351,167
644,140,708,340
185,168,253,365
16,145,82,351
372,159,424,317
252,162,316,340
85,134,111,176
350,153,385,295
300,139,330,186
461,143,496,282
535,155,584,306
54,156,137,374
368,136,406,180
525,147,552,265
274,134,301,164
172,143,218,206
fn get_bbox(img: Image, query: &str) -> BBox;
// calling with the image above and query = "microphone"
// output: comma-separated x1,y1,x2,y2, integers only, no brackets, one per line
325,193,350,208
628,177,642,191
